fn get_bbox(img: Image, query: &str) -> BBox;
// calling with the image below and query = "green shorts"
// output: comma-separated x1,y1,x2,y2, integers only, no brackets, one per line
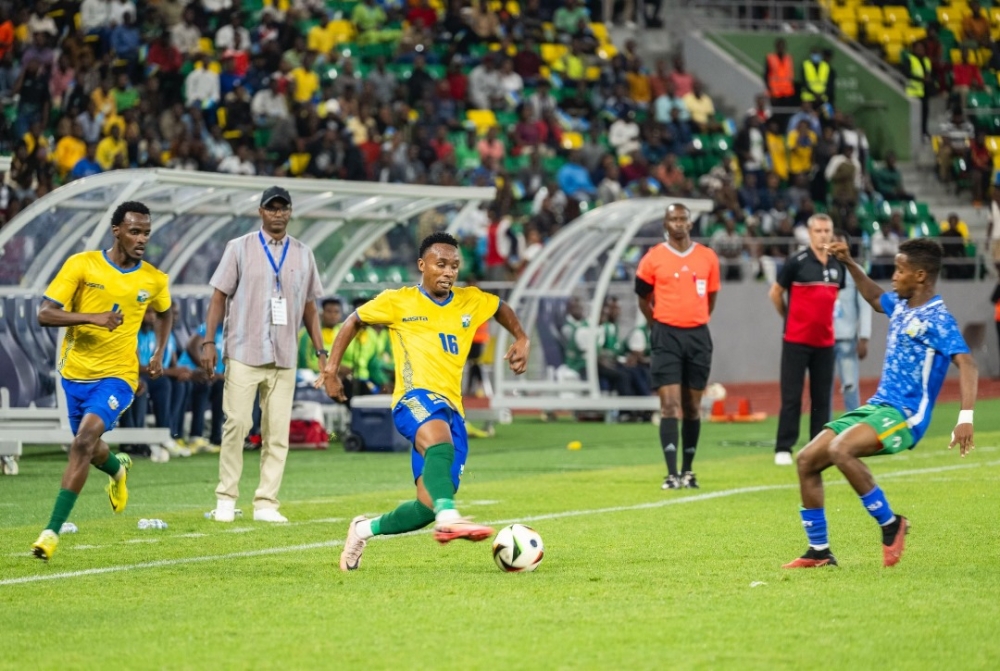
825,404,915,455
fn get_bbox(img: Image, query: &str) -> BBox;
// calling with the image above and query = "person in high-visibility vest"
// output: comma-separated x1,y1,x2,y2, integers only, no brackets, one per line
800,47,830,106
764,38,796,124
905,41,933,138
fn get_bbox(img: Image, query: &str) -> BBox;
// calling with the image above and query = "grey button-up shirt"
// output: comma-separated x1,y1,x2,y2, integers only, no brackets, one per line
210,228,324,369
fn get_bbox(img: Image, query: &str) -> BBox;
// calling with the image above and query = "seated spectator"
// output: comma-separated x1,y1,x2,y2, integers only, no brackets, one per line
217,144,255,175
668,55,694,97
514,36,543,83
652,153,690,196
608,109,641,157
477,125,505,171
625,58,651,109
52,121,86,178
786,100,821,136
351,0,401,45
527,78,558,120
681,79,716,133
951,47,986,108
170,7,201,56
68,142,102,180
468,53,504,110
787,119,817,181
969,131,992,204
407,0,438,30
940,212,971,240
663,107,694,156
95,123,127,170
765,118,789,182
598,162,624,203
936,108,975,182
963,1,991,48
499,57,524,106
556,150,597,201
514,104,548,153
941,224,974,279
871,151,913,201
734,115,766,180
710,214,745,281
553,38,587,87
653,78,688,125
826,145,861,228
619,148,650,187
871,212,904,279
553,0,589,41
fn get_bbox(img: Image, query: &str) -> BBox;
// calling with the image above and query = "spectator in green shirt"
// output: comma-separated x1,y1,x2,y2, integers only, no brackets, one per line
871,151,913,201
554,0,590,41
298,298,343,373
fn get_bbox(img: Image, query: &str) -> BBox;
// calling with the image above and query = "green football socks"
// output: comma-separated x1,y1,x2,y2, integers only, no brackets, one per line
95,453,122,479
422,443,456,514
370,500,436,536
45,489,79,534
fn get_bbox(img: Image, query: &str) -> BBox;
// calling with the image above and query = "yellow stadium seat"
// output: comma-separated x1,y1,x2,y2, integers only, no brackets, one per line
198,37,215,56
902,26,927,45
979,48,993,65
208,61,222,73
539,65,551,79
561,132,583,150
540,43,568,64
865,23,885,44
831,6,854,24
466,109,498,134
856,6,883,26
597,43,618,59
878,26,903,46
882,6,910,26
986,136,1000,155
938,6,970,25
585,65,601,80
590,22,609,45
950,48,963,64
991,7,1000,27
839,20,859,41
885,41,904,64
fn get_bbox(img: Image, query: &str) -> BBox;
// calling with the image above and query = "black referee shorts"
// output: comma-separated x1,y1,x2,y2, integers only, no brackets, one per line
650,322,713,390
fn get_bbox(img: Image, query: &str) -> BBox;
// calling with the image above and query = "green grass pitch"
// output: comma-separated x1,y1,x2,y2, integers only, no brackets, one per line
2,400,999,670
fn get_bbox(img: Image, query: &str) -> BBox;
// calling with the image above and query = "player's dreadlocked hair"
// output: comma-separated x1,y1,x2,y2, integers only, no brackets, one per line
899,238,943,279
111,201,151,227
419,232,460,258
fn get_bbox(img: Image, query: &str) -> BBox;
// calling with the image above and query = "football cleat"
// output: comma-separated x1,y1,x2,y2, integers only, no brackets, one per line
31,529,59,561
340,515,368,571
783,548,838,569
106,453,132,513
680,471,699,489
662,474,682,490
433,518,495,544
882,516,909,567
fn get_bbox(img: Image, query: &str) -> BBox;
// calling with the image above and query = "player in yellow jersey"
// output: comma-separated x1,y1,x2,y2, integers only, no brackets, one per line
317,232,530,571
30,201,172,561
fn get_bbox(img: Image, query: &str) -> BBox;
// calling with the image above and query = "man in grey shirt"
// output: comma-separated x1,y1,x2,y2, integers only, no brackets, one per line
202,186,326,523
832,231,872,412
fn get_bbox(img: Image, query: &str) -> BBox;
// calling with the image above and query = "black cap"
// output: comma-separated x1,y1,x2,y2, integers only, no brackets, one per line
260,186,291,207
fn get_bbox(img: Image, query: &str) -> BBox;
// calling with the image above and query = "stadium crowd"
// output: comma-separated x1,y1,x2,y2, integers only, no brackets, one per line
0,0,983,284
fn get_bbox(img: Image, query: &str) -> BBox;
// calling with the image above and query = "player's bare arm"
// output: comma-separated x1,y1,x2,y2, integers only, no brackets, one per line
637,292,654,325
949,352,978,456
827,241,885,313
767,283,786,318
200,288,228,375
316,311,365,400
37,298,124,331
494,301,529,375
708,291,718,315
148,307,173,379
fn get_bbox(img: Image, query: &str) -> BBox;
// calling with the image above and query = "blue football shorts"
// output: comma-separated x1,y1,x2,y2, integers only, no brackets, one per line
392,389,469,491
61,377,134,435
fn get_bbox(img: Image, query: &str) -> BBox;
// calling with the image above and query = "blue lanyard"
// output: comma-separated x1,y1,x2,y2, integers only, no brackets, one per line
258,231,289,292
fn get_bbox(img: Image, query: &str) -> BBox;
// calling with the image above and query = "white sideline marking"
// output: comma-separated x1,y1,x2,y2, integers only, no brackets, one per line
3,459,998,588
176,533,207,539
0,541,344,586
125,538,160,544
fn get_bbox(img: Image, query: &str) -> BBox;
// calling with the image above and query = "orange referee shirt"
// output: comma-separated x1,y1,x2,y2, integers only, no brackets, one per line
636,242,721,327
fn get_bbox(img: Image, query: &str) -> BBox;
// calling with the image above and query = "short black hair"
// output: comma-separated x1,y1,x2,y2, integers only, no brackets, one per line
419,232,460,258
111,201,151,227
899,238,943,278
321,298,341,309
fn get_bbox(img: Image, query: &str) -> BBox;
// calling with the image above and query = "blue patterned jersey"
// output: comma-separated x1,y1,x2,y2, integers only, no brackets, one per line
868,292,969,441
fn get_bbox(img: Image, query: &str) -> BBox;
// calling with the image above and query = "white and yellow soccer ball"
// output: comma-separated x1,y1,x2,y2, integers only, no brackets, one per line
492,524,544,572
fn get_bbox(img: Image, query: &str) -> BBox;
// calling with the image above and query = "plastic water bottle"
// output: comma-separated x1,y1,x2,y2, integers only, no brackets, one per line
138,518,168,530
59,522,78,534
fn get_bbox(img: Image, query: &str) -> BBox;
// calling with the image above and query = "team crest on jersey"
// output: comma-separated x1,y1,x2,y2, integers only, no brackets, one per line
108,395,119,410
903,317,928,339
137,290,150,304
461,314,472,329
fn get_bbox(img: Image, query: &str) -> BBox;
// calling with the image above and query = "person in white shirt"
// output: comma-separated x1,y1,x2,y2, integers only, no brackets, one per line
217,145,257,175
609,111,641,157
170,8,202,55
185,62,221,109
988,189,1000,273
80,0,112,33
251,78,290,126
215,14,251,53
597,163,624,203
109,0,137,26
498,58,523,106
468,55,504,109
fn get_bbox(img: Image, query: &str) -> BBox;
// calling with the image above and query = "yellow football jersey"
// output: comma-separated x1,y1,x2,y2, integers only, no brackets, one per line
356,286,500,416
43,251,171,390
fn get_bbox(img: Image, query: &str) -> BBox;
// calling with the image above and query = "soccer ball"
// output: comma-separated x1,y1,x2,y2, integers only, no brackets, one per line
492,524,544,572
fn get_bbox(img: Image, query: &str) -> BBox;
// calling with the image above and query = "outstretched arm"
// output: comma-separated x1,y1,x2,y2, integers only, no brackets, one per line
949,352,978,457
316,312,365,400
828,241,885,313
494,301,529,375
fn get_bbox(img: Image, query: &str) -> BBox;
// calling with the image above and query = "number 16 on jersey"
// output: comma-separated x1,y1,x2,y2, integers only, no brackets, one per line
438,333,458,354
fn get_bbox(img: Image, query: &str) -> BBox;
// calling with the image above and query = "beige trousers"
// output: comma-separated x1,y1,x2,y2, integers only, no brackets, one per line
215,359,296,510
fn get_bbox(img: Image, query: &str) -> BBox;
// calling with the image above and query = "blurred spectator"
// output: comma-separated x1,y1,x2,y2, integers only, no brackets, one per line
871,211,904,279
871,151,913,201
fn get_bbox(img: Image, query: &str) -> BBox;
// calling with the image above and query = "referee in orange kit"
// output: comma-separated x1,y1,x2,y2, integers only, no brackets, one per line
635,203,721,490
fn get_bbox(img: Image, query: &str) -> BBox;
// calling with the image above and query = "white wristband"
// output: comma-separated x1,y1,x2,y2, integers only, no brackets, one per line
957,410,974,426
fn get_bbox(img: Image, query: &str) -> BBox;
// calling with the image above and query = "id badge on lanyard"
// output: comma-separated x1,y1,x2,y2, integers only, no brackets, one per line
259,232,290,326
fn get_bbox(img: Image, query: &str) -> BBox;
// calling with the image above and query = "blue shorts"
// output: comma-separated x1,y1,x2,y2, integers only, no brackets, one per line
392,389,469,492
61,378,134,435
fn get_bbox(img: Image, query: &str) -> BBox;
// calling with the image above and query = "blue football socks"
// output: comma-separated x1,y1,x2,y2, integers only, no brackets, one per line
860,486,896,526
799,507,829,550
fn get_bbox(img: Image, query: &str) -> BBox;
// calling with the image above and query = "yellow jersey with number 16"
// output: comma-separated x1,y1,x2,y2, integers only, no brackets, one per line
43,250,171,391
356,286,500,416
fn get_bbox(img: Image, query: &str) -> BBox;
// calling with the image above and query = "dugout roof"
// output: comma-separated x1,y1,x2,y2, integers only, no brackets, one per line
492,197,713,411
0,169,495,296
